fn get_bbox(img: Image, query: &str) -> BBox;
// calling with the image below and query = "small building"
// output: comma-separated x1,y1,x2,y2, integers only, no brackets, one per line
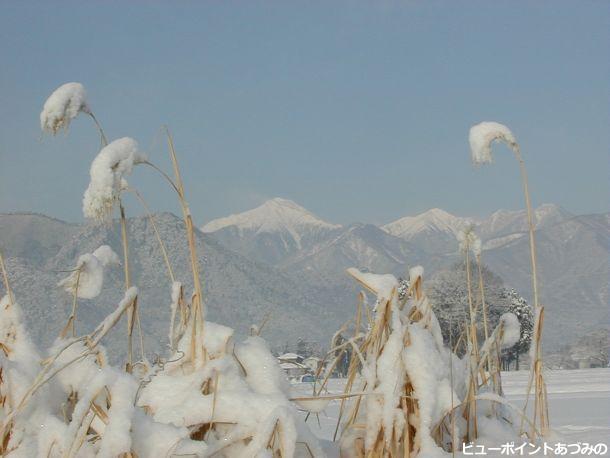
278,353,309,379
303,356,322,374
278,352,304,364
279,361,309,379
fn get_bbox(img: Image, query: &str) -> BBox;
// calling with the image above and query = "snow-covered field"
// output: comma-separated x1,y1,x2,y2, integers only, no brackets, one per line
293,368,610,455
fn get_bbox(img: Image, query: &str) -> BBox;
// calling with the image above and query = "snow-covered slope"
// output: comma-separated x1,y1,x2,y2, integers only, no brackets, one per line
382,204,571,253
202,198,340,238
0,212,343,360
381,208,474,254
479,203,571,239
286,223,425,287
201,198,342,265
382,208,471,239
481,213,609,349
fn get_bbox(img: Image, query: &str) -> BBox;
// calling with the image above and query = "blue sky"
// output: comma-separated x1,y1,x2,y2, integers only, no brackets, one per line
0,1,608,225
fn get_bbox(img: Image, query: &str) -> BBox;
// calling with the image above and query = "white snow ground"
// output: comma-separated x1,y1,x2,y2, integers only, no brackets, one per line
292,368,610,456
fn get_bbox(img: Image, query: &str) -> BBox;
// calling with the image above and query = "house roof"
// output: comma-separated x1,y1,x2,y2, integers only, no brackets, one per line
279,361,308,370
278,352,301,360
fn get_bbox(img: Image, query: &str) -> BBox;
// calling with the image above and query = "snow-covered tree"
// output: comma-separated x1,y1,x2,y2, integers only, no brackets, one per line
427,261,509,354
397,277,410,301
500,288,534,370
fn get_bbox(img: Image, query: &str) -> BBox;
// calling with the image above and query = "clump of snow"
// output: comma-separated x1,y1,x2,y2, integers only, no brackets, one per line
138,323,323,456
82,137,147,221
403,323,457,456
409,265,424,284
499,313,521,349
92,244,120,266
0,295,43,403
469,121,518,165
202,321,234,359
40,82,90,134
293,396,333,413
57,245,119,299
48,337,107,395
457,224,481,256
346,267,397,301
249,323,260,336
58,253,103,299
97,373,137,457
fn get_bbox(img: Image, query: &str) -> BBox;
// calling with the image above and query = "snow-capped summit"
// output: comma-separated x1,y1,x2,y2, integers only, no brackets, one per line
202,198,340,239
479,203,571,238
201,198,341,265
381,208,474,254
382,208,472,240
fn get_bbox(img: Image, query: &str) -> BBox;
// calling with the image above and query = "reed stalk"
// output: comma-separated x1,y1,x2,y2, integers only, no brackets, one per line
88,112,108,146
463,248,479,440
165,128,205,364
512,144,548,436
60,268,81,338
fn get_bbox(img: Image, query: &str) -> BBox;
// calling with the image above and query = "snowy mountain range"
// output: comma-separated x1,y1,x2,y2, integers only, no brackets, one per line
0,199,607,356
199,198,608,349
201,198,575,260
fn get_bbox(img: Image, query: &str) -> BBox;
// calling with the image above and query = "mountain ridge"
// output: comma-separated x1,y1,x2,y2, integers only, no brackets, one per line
1,202,607,354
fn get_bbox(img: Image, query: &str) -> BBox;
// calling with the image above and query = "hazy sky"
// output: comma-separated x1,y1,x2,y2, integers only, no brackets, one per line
1,1,608,226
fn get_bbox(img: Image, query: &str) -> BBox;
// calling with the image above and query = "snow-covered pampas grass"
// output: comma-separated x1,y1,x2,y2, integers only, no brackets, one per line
40,82,90,135
322,267,534,457
469,121,518,165
82,137,147,221
137,322,324,457
498,313,521,349
457,224,481,256
0,287,324,456
57,245,120,337
456,224,482,441
58,245,120,300
468,121,548,436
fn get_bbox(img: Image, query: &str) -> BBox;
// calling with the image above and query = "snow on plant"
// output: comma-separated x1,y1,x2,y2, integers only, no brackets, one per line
457,224,481,256
409,265,424,284
335,268,464,456
326,266,535,457
40,82,90,135
0,296,44,433
137,321,324,456
0,289,214,457
58,245,120,299
498,312,521,349
468,121,548,436
0,81,332,457
469,121,518,165
82,137,147,221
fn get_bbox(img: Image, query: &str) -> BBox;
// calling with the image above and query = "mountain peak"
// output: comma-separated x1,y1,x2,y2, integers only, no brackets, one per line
482,203,571,237
262,197,308,212
420,208,455,219
382,208,471,239
201,198,340,238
